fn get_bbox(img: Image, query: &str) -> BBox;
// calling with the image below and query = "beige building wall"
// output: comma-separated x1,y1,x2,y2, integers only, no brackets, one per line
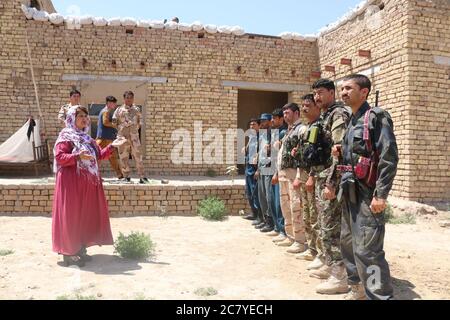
1,0,449,205
317,0,450,205
0,0,317,177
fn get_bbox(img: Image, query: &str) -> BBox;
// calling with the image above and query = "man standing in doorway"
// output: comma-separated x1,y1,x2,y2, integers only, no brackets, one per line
96,96,123,179
113,91,149,184
58,89,81,127
242,118,263,224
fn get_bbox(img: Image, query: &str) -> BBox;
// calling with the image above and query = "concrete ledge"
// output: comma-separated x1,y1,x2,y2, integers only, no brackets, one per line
222,80,310,92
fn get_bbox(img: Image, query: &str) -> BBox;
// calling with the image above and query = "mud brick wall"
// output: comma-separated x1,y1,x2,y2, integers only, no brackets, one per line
1,0,449,204
0,0,317,177
0,184,250,216
317,0,450,205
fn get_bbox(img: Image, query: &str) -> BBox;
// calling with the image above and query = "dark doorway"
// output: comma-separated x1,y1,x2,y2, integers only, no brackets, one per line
237,90,289,174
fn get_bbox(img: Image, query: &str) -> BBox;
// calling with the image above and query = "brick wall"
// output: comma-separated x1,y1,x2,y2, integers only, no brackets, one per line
1,0,449,204
317,0,450,205
0,0,317,177
0,183,249,216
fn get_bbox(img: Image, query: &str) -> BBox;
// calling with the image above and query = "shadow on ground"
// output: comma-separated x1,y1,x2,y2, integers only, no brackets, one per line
392,277,422,300
57,254,170,275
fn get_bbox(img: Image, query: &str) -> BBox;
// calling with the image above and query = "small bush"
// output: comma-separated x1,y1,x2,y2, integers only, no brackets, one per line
194,287,218,297
197,197,227,221
114,232,155,260
205,168,218,177
0,249,14,256
385,204,416,225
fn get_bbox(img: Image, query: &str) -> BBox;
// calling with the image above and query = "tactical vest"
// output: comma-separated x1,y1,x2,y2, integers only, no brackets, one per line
297,120,332,169
281,123,302,170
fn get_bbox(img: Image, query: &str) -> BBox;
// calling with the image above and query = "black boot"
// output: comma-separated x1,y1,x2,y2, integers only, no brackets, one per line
63,255,85,268
77,246,92,262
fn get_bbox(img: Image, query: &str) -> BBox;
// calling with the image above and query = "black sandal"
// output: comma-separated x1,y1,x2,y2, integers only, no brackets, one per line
63,255,85,268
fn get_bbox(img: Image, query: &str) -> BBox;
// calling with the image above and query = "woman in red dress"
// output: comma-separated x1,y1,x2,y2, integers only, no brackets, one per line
52,106,115,267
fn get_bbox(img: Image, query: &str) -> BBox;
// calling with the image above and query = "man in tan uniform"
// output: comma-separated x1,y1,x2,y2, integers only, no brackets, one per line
58,89,81,127
112,91,149,184
275,103,307,254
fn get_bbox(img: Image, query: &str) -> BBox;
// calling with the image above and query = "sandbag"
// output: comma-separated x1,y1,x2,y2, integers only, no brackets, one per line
150,20,165,29
204,24,218,34
165,21,179,30
177,23,192,32
21,5,33,19
93,17,108,27
121,17,137,27
108,17,122,26
49,13,64,25
137,20,151,28
231,26,245,36
218,25,232,34
33,10,49,22
79,15,93,25
190,21,203,32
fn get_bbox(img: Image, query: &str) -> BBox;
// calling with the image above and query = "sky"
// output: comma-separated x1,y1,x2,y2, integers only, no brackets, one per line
51,0,365,36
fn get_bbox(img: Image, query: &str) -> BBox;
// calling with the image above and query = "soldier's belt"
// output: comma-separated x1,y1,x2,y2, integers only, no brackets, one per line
337,165,353,173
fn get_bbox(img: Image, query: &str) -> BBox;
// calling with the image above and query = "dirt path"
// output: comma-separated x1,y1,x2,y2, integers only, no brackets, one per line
0,215,449,300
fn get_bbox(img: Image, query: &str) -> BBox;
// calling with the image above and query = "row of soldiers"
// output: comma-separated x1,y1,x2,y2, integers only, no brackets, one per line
58,90,150,184
243,74,399,300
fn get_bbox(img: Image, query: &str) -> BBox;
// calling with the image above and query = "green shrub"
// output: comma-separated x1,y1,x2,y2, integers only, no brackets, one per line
205,168,218,177
114,232,155,260
197,197,227,221
0,249,14,256
194,287,218,297
385,204,416,225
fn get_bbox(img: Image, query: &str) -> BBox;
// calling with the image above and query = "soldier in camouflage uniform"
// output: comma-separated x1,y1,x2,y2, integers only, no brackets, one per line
310,79,351,295
293,94,328,262
275,103,307,254
58,89,81,128
112,91,149,184
338,74,398,300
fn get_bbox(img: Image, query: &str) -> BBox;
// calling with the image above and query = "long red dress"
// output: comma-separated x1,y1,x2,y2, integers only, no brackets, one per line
52,141,114,256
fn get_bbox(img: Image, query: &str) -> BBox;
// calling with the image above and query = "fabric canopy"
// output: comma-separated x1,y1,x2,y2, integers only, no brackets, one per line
0,119,41,163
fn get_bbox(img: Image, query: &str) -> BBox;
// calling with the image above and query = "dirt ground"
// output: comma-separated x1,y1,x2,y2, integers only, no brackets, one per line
0,213,449,300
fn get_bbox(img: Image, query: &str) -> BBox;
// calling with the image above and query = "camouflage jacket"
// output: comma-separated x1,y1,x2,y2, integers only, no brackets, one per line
112,104,142,136
319,101,351,187
280,119,304,170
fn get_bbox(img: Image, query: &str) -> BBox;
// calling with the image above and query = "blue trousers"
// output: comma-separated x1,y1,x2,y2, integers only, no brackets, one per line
245,174,262,219
272,183,286,234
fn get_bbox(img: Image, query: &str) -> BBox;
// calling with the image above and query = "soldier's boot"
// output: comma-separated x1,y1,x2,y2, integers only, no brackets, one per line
272,233,287,243
316,264,350,295
296,249,316,261
307,255,325,270
287,242,306,254
344,284,367,300
276,237,295,247
309,263,332,279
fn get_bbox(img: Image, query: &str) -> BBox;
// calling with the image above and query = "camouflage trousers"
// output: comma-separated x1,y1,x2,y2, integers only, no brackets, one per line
299,170,322,255
279,169,306,243
315,171,343,266
117,133,145,178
